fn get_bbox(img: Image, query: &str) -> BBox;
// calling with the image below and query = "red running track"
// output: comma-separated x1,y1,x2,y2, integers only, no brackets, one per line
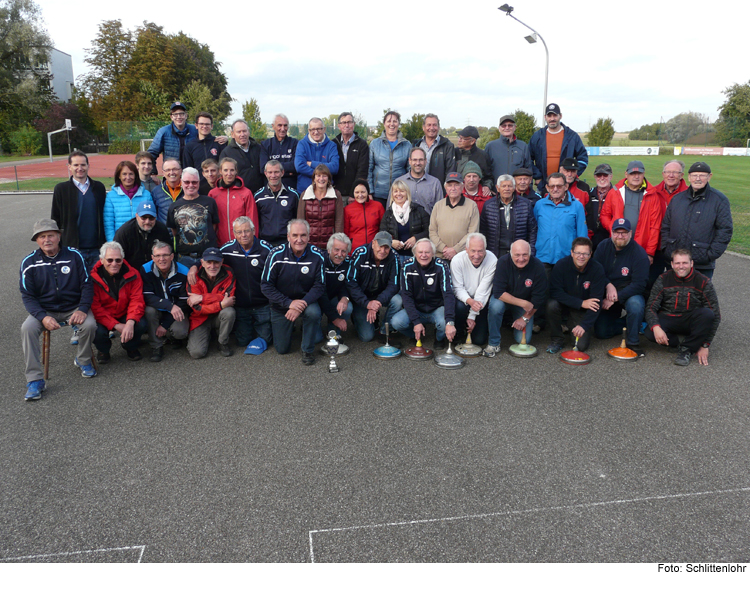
0,154,136,184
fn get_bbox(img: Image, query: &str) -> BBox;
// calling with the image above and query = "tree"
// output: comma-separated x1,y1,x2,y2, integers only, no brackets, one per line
401,113,426,142
715,81,750,147
512,109,538,144
628,122,662,141
242,98,267,141
0,0,54,147
477,127,499,149
663,112,710,144
77,19,232,136
587,117,615,146
180,81,231,130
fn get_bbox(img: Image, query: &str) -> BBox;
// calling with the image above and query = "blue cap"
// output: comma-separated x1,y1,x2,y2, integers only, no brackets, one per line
136,202,156,218
201,247,223,262
244,337,268,355
612,218,632,232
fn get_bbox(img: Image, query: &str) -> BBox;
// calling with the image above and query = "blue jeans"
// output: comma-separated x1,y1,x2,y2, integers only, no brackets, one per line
352,294,403,342
234,305,272,346
315,294,353,343
391,306,446,341
94,317,148,354
270,302,322,354
78,248,100,272
488,298,533,347
594,294,645,346
455,299,489,345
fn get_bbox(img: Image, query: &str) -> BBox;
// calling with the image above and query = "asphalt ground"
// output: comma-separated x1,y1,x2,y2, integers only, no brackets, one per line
1,192,749,569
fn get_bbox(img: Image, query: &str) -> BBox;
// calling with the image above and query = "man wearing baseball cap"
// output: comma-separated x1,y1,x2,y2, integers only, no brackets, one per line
429,172,480,261
455,126,494,196
529,103,588,194
592,218,650,356
661,162,733,279
20,220,97,400
186,246,236,358
587,163,618,248
485,114,532,182
148,101,199,168
113,201,172,269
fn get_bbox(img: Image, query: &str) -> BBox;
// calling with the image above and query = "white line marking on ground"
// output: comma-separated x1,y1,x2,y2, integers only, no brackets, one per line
1,544,146,562
308,486,750,562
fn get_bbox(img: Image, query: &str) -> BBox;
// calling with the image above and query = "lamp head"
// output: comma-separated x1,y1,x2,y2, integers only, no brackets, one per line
498,4,514,14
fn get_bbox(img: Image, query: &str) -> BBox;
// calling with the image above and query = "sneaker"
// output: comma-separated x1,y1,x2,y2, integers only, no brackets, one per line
70,327,79,345
126,349,142,361
302,351,316,365
674,347,691,366
434,339,447,350
149,347,164,362
218,343,233,357
73,357,97,378
546,342,564,354
96,351,111,364
25,379,45,401
483,344,501,358
629,345,646,358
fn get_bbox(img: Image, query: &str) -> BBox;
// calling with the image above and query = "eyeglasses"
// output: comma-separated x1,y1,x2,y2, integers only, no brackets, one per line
309,127,324,132
105,258,123,263
339,120,354,126
572,252,591,258
664,170,682,176
548,184,566,190
689,173,710,179
153,253,172,259
171,112,187,117
182,180,199,185
500,123,515,129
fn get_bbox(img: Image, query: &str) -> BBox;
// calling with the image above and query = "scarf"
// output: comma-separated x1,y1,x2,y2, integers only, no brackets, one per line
391,201,410,225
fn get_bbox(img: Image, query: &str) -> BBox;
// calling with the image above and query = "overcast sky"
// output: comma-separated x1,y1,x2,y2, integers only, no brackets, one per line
34,0,742,133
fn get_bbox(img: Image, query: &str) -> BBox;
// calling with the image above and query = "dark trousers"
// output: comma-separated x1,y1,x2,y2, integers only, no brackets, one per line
644,308,714,353
94,317,147,354
547,299,592,351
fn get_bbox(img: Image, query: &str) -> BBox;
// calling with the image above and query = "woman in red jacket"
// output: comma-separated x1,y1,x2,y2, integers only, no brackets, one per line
344,179,384,249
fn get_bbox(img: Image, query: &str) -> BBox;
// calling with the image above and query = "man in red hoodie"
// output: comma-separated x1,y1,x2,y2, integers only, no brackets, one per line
209,157,259,246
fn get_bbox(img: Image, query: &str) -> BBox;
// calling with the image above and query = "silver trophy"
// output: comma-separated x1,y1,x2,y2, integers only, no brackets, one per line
325,330,341,372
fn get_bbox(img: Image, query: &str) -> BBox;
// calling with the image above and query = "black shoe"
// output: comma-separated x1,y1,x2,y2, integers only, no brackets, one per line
302,351,316,365
434,338,447,350
170,338,184,350
674,347,691,366
218,343,233,357
96,351,111,364
629,345,645,357
127,349,142,361
150,347,164,362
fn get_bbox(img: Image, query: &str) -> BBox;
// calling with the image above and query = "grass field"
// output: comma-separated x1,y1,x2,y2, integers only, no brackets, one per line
2,153,749,256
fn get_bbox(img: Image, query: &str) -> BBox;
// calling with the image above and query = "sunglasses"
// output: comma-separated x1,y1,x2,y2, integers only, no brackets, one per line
105,258,123,263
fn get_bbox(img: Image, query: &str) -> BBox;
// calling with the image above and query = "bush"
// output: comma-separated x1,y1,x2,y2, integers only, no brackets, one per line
10,125,43,155
108,140,140,154
587,117,615,147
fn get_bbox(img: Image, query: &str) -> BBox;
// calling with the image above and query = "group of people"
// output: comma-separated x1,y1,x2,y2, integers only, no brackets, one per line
19,102,732,401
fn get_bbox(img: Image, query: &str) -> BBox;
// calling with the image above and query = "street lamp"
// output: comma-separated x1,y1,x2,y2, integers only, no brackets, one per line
498,4,549,123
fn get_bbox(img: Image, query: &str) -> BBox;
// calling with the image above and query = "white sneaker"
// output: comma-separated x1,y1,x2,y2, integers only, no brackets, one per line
483,345,501,358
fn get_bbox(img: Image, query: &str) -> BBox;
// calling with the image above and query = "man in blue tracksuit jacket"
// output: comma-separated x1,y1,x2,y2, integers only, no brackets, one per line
261,219,325,364
391,238,456,348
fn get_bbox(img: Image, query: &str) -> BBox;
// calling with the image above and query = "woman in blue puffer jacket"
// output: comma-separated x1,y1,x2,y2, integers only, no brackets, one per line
104,160,155,241
368,111,412,208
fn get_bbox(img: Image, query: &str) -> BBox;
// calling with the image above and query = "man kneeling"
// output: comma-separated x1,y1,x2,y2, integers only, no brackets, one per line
187,247,236,359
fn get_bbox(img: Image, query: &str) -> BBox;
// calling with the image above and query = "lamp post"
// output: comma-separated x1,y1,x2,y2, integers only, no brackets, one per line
498,4,549,123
